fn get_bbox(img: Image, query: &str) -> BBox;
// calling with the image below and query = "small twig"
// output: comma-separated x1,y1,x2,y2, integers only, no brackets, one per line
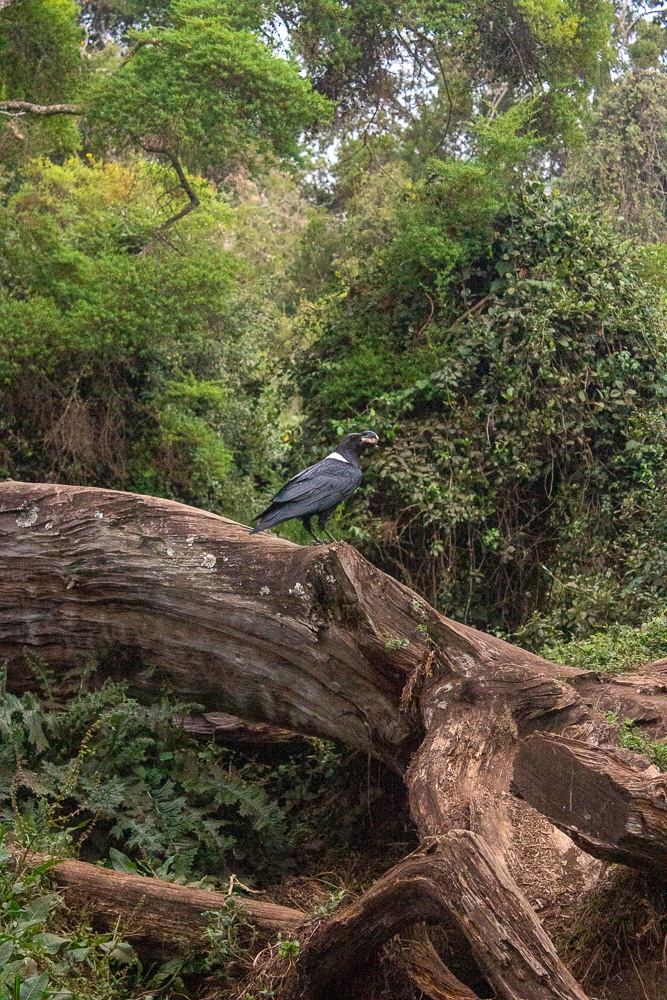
227,874,265,896
416,291,435,339
1,116,24,140
448,293,491,331
487,82,509,120
124,36,162,60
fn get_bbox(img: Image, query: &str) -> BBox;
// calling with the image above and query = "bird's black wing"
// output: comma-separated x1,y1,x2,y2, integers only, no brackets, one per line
251,458,361,531
271,458,360,506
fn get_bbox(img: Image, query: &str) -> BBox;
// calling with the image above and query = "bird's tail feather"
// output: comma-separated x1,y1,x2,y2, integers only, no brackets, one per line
249,505,287,534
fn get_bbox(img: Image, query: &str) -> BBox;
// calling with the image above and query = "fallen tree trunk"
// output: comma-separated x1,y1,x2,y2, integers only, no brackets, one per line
8,848,304,945
395,925,481,1000
11,848,476,1000
513,733,667,872
3,481,666,998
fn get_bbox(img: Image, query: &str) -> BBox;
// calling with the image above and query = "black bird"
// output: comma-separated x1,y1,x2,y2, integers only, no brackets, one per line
250,430,379,543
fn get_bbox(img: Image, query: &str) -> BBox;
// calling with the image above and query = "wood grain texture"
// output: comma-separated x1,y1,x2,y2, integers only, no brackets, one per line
301,832,588,1000
0,480,583,767
57,859,305,940
397,925,481,1000
179,711,310,745
513,733,667,871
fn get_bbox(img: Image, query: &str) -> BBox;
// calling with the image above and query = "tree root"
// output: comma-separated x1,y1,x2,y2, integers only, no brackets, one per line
299,832,588,1000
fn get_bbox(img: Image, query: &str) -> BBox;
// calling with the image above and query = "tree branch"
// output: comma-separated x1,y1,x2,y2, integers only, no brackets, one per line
141,144,200,232
5,480,665,1000
513,733,667,871
0,101,81,116
12,849,304,947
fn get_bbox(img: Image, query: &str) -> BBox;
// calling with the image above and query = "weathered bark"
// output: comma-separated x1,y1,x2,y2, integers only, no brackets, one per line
10,851,304,945
1,481,664,998
0,481,419,762
568,665,667,739
0,101,81,115
179,711,310,746
300,832,588,1000
396,925,480,1000
513,733,667,872
13,848,479,1000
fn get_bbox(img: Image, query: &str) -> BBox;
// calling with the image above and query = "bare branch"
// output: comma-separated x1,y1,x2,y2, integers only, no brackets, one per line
0,100,81,116
301,833,589,1000
0,116,25,140
11,848,304,946
141,143,200,233
125,36,162,59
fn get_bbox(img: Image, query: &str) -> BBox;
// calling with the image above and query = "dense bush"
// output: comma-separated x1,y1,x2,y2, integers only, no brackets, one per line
295,181,667,639
0,157,295,519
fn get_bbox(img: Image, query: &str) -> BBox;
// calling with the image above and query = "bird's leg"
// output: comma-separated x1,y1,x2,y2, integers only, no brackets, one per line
301,515,325,545
318,513,337,544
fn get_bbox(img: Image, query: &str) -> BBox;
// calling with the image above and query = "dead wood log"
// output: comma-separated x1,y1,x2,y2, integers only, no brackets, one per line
568,665,667,738
27,854,305,945
513,733,667,872
14,849,475,1000
178,711,310,747
57,862,301,940
300,831,587,1000
4,480,666,998
396,925,480,1000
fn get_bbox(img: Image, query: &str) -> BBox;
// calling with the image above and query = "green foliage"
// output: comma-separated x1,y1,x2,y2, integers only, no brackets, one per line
295,182,667,635
541,613,667,674
6,1,667,995
628,19,667,70
565,70,667,241
0,679,290,880
601,712,667,772
203,898,257,978
275,933,299,961
0,156,290,518
0,658,411,882
0,831,139,1000
0,0,81,102
283,0,614,146
0,0,82,158
86,0,332,174
617,719,667,771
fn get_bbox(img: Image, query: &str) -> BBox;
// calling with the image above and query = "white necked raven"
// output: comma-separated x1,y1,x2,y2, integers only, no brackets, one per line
250,431,379,543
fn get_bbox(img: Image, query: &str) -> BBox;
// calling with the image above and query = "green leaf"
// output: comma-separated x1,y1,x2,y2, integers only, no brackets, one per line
23,896,59,923
19,973,49,1000
31,934,70,955
67,948,89,963
0,943,13,970
108,848,139,874
147,956,183,987
107,942,136,965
